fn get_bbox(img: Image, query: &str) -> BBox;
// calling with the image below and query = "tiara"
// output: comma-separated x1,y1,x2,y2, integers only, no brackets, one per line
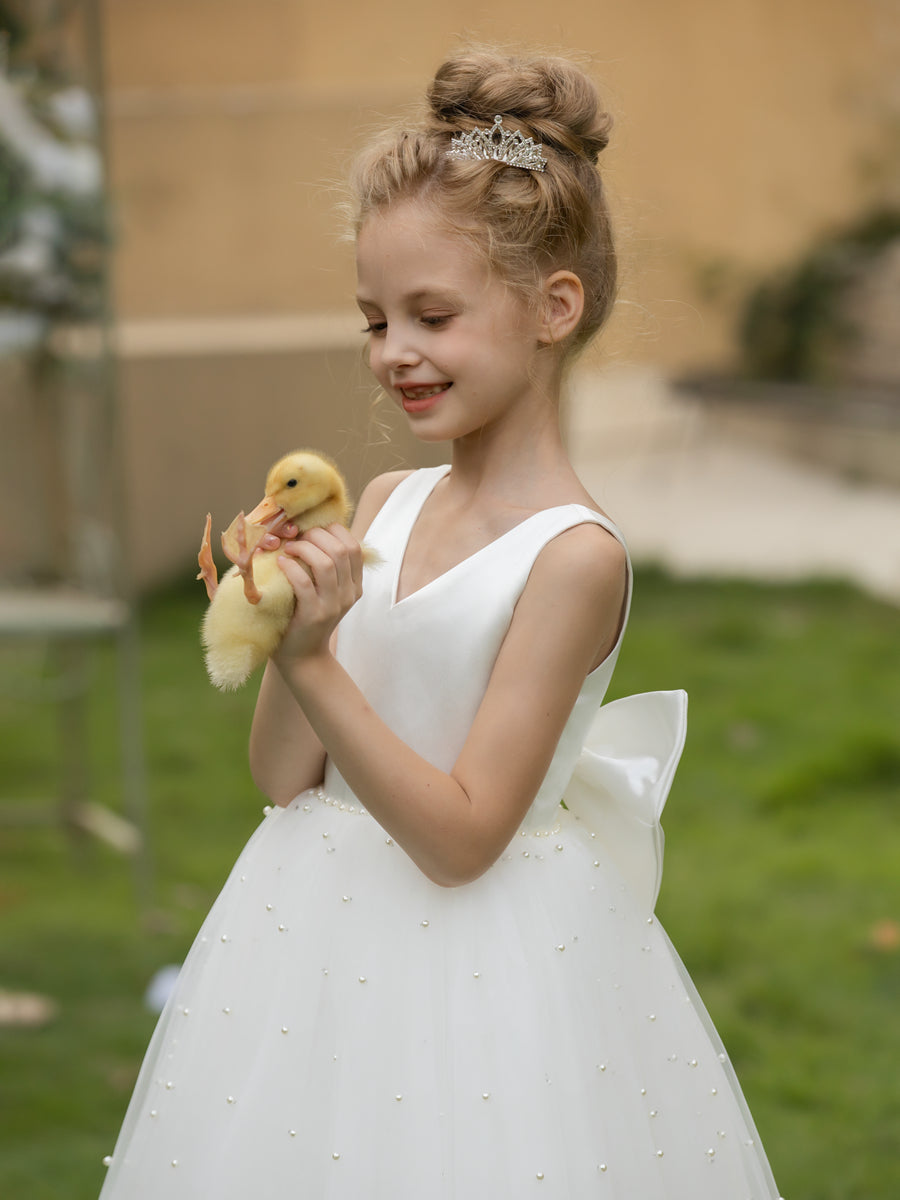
447,114,547,173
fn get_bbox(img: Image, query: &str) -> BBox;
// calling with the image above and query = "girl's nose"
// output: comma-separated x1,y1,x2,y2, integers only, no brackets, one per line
381,326,422,370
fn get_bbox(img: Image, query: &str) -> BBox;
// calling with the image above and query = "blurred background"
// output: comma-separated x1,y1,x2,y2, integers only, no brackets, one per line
1,2,898,1198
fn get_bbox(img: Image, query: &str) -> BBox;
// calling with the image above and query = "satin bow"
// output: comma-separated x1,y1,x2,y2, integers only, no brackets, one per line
564,690,688,914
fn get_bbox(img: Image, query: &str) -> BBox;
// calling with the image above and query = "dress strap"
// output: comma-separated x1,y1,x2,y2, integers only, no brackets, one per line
500,504,633,666
363,465,450,559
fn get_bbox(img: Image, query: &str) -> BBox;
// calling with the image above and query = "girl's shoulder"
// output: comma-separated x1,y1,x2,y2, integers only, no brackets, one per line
533,517,627,590
514,519,629,675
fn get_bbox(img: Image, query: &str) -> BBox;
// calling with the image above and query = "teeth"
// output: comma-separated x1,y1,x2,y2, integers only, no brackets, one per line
401,384,447,400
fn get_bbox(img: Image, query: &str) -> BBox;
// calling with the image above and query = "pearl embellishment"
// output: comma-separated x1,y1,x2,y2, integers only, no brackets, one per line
122,762,764,1187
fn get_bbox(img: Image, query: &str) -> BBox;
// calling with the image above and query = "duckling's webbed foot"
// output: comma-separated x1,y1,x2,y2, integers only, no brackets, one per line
222,511,263,605
197,513,219,600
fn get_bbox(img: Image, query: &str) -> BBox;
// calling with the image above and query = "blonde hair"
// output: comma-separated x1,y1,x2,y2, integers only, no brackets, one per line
350,49,616,354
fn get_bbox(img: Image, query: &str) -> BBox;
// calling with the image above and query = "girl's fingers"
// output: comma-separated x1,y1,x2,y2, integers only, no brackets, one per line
279,541,335,596
310,524,364,590
284,526,363,596
275,550,315,591
259,522,298,553
273,527,362,664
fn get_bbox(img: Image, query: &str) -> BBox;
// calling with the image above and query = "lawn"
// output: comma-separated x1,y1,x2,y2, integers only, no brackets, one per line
1,570,898,1199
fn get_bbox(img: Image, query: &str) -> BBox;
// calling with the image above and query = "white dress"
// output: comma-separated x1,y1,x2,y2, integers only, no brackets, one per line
100,465,782,1199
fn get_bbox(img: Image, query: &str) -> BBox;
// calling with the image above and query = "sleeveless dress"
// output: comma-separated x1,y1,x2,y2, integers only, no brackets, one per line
100,465,782,1199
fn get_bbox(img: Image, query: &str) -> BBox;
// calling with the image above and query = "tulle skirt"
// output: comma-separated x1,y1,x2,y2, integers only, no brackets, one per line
100,789,781,1199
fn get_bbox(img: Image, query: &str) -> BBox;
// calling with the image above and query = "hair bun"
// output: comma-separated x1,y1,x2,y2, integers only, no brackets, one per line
427,50,611,164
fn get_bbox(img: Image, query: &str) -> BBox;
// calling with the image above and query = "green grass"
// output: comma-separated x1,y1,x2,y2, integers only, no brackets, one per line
1,570,898,1198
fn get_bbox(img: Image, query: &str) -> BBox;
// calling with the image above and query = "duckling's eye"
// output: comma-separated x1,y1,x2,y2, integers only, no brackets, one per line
286,479,298,488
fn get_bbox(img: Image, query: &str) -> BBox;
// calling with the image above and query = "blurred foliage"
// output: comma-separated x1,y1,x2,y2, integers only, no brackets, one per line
739,208,900,383
0,0,107,330
0,1,28,56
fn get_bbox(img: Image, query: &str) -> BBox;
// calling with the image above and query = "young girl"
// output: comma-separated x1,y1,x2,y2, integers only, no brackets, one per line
100,49,782,1199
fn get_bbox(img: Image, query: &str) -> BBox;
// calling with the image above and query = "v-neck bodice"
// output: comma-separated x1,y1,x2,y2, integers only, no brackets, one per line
324,465,632,830
388,466,600,609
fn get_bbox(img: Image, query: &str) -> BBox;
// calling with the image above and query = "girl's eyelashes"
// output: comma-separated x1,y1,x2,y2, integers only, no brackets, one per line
360,313,454,336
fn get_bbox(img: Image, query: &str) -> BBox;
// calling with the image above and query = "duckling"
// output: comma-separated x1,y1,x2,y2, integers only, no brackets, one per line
197,449,373,691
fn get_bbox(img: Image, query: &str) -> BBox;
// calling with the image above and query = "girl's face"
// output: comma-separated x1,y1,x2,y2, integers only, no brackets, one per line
356,200,547,443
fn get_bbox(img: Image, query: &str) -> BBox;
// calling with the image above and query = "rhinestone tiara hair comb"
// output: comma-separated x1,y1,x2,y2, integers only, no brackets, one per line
446,114,547,172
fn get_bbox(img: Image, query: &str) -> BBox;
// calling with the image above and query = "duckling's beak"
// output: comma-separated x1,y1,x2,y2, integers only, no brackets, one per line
245,495,286,532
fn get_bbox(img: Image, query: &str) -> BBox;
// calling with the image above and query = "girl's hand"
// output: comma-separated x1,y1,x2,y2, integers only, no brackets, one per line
258,522,298,552
273,524,364,664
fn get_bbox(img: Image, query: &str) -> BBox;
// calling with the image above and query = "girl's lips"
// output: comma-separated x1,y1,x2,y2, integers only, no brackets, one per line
399,383,451,413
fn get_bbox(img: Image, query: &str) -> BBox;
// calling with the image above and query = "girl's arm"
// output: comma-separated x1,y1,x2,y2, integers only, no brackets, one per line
248,660,325,803
248,472,411,804
268,497,626,886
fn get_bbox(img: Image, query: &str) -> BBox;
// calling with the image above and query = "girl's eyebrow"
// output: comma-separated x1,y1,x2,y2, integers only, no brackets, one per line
406,287,465,304
356,287,466,308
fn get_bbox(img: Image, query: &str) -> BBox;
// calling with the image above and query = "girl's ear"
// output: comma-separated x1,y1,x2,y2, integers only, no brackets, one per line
538,271,585,346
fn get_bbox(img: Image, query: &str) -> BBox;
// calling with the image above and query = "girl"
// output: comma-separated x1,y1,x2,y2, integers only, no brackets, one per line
100,49,782,1199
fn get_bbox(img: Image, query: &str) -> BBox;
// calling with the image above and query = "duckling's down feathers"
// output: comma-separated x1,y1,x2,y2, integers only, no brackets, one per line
201,449,364,691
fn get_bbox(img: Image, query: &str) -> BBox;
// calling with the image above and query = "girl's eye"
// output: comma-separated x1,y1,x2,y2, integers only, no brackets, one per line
361,321,387,336
421,314,451,328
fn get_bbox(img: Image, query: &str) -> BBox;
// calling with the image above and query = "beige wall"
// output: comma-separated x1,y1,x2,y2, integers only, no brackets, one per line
4,6,897,592
103,0,900,370
77,0,900,588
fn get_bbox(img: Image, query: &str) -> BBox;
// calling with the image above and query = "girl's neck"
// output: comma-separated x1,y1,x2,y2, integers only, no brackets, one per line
445,398,579,515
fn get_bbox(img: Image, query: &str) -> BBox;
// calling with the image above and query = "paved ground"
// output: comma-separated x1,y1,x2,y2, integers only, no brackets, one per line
567,367,900,605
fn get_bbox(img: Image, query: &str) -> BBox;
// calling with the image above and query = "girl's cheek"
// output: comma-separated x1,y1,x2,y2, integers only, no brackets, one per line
372,357,391,388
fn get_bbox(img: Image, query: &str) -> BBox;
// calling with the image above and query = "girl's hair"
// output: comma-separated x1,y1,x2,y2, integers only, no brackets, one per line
350,49,616,354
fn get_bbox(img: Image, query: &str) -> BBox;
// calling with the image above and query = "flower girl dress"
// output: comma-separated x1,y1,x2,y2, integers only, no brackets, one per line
100,465,781,1199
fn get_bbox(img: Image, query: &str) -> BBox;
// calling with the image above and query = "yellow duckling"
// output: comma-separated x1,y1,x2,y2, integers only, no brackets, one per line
197,449,372,691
